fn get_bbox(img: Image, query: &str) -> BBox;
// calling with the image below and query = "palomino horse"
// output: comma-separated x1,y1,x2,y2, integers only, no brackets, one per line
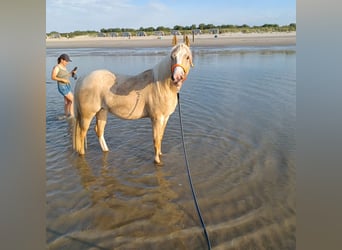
73,36,193,164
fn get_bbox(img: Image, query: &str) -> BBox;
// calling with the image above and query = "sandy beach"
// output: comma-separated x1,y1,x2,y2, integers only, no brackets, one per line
46,32,296,49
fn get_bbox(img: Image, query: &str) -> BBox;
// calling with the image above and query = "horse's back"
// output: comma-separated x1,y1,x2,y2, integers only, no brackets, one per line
80,69,116,89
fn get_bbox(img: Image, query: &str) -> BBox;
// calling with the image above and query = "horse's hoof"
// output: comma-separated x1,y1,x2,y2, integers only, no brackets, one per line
77,149,85,156
154,159,163,166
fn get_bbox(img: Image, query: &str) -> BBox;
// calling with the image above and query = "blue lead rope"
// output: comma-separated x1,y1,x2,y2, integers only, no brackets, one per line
177,93,212,250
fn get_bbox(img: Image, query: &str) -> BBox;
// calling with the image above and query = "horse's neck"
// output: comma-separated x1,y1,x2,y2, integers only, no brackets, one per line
153,56,171,82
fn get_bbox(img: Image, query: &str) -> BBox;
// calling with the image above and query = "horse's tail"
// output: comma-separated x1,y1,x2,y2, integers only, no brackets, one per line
73,82,86,154
73,116,82,153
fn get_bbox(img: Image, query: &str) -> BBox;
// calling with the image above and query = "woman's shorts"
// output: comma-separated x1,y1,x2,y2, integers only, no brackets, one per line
57,83,72,96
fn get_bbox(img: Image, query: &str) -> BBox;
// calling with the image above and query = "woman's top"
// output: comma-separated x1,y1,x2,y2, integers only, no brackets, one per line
56,65,69,84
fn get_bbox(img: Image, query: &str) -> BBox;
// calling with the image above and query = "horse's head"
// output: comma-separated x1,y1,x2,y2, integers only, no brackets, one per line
170,36,193,91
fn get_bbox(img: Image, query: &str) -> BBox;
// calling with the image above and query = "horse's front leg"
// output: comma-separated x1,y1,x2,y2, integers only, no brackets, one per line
152,115,169,165
159,115,170,156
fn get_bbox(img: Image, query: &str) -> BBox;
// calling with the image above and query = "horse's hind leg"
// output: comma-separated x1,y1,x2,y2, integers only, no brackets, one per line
77,117,92,155
95,108,109,152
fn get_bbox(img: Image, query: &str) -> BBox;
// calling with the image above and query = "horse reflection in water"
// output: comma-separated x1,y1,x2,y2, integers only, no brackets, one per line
62,155,186,249
73,36,193,164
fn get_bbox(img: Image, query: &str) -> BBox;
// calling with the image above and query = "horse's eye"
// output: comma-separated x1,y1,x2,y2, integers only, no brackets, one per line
186,56,190,60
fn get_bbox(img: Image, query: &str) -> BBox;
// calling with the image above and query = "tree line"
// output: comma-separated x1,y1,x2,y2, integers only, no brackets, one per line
47,23,296,38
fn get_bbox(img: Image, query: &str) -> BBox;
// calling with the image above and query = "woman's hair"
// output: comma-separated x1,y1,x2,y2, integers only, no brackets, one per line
57,54,72,63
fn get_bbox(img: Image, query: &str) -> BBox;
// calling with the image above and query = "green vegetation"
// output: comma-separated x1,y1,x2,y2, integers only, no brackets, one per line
47,23,296,38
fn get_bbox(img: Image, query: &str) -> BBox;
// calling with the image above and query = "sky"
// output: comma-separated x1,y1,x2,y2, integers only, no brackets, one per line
46,0,296,33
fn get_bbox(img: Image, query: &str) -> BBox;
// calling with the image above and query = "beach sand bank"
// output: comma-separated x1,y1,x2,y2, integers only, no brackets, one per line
46,32,296,49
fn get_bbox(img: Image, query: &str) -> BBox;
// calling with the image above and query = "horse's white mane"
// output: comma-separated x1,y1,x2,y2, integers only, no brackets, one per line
152,55,171,82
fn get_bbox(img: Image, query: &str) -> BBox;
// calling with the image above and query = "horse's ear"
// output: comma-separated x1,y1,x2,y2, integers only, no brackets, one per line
184,35,190,47
172,35,177,46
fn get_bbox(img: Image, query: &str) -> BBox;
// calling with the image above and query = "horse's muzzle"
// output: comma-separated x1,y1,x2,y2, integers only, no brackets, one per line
172,66,185,83
173,80,183,92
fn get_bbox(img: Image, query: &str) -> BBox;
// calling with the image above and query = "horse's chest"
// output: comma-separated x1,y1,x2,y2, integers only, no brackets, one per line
159,98,178,115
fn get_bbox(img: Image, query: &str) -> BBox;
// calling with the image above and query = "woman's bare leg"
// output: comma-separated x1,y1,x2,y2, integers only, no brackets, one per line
64,92,74,117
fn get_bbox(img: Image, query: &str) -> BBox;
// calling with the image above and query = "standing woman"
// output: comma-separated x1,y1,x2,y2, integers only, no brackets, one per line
51,54,77,118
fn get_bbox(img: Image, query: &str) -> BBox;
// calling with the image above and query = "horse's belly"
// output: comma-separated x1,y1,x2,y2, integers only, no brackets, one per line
107,94,147,120
108,107,147,120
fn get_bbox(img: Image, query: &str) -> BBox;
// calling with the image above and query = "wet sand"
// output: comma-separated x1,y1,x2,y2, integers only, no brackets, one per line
46,32,296,49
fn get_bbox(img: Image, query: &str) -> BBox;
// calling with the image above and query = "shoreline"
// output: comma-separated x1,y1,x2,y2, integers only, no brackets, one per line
46,32,296,49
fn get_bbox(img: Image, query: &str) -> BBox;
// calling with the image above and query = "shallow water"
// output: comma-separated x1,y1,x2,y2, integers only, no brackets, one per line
46,46,296,249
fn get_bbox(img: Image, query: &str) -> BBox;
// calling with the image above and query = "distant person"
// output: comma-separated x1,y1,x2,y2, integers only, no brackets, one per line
51,54,77,119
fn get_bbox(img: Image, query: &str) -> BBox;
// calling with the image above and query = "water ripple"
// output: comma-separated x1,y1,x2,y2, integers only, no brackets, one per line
46,48,295,249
